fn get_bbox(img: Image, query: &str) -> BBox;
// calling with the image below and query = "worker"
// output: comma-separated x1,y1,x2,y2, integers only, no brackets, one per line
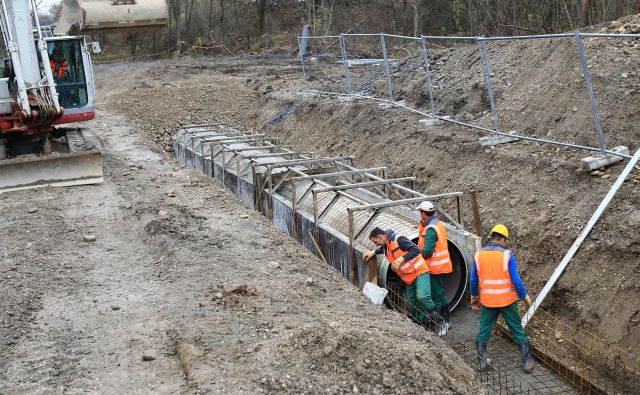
416,201,453,336
363,227,444,332
470,224,534,373
50,47,68,81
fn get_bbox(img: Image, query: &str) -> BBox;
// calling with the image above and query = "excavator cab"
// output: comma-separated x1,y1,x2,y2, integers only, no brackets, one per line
45,38,94,115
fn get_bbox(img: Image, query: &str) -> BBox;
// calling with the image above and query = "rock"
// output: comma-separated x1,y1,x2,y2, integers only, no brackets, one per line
267,261,281,269
554,330,562,340
304,277,315,286
27,207,39,213
214,292,224,299
83,234,97,242
142,354,156,361
572,106,578,112
111,305,121,311
165,190,176,197
601,174,611,179
158,210,169,217
322,345,334,356
621,72,629,79
239,214,249,219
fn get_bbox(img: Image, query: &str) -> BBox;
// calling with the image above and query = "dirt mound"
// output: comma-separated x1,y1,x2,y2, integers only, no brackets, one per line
591,12,640,34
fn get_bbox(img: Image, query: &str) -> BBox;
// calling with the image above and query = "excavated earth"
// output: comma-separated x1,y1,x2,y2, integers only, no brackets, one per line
104,32,639,356
0,63,480,393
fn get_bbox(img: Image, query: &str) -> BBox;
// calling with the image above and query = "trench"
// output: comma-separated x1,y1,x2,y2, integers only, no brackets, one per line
173,124,638,394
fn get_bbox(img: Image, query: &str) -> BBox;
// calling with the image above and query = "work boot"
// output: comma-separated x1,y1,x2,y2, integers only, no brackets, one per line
476,341,491,371
424,309,447,336
518,341,534,373
440,304,452,330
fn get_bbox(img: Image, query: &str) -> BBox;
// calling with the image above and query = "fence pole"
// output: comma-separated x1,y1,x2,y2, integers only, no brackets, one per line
574,30,607,156
380,33,395,102
339,33,352,96
298,37,309,92
420,35,437,117
477,38,500,132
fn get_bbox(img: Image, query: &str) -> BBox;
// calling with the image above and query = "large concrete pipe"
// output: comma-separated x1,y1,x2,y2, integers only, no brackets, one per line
56,0,168,35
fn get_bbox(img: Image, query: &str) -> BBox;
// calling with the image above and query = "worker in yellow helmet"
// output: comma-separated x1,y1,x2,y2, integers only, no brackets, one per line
470,224,534,373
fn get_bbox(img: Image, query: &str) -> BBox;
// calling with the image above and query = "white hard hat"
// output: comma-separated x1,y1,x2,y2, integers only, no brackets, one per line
417,201,434,212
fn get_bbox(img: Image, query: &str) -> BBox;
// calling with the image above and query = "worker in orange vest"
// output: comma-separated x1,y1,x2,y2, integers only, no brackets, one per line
470,224,534,373
50,47,69,81
416,201,453,336
363,227,443,330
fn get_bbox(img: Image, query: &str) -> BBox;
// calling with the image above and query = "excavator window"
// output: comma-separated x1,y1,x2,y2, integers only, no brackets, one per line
45,40,88,109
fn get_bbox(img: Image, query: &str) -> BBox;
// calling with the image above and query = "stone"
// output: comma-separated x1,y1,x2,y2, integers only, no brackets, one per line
158,210,168,217
621,72,629,79
142,354,156,361
304,277,315,286
267,261,281,269
111,305,121,311
83,234,97,242
214,292,224,299
27,207,39,213
165,190,176,197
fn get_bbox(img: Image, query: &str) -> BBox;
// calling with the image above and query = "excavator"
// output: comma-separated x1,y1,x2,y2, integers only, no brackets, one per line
0,0,167,192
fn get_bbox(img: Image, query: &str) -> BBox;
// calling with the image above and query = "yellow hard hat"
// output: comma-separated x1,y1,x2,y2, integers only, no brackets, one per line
490,224,509,239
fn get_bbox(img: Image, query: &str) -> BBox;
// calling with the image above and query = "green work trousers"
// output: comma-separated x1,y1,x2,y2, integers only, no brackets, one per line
430,273,449,310
406,272,436,321
476,302,528,344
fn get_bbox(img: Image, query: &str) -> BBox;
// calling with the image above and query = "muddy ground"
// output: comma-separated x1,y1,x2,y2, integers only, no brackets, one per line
0,68,480,392
104,39,639,357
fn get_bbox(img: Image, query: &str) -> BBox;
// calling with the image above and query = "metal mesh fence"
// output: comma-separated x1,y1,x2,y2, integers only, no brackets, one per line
301,36,344,94
583,34,640,151
483,35,598,147
298,31,639,160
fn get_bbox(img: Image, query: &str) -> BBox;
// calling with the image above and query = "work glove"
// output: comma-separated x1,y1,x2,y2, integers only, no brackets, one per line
523,295,532,308
470,296,480,312
391,257,403,272
362,251,376,261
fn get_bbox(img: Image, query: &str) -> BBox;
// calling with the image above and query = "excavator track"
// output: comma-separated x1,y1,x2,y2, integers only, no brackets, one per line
0,129,103,193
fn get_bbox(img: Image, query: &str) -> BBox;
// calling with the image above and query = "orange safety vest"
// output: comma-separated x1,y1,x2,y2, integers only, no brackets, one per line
385,234,429,285
475,248,517,308
418,219,452,275
50,59,68,79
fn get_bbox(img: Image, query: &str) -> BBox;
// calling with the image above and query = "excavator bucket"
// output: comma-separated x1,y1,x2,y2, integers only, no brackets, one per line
56,0,168,35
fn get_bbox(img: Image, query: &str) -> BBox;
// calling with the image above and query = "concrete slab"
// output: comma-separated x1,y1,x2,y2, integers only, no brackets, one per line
479,131,520,147
581,145,629,171
298,91,318,98
336,59,398,67
419,118,445,127
378,100,406,110
337,95,355,103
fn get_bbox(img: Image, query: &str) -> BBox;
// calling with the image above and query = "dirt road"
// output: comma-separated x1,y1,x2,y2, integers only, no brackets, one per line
0,73,479,392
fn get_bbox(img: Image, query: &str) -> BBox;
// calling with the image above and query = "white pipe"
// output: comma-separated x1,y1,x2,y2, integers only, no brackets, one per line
521,149,640,327
29,0,60,113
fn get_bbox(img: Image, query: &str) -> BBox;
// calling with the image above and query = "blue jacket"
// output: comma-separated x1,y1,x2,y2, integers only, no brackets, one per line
374,229,421,262
470,242,527,299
